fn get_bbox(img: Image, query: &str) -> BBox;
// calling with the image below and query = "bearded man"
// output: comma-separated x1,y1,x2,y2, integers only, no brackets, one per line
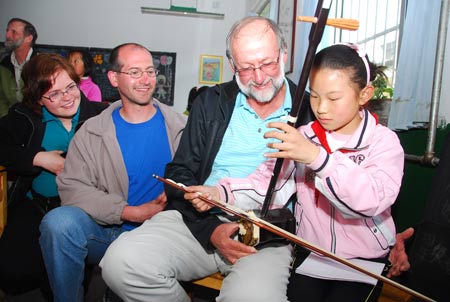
0,18,38,117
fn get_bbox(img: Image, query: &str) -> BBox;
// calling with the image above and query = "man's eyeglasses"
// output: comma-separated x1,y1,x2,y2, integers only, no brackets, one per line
115,68,159,79
42,82,79,103
233,52,281,78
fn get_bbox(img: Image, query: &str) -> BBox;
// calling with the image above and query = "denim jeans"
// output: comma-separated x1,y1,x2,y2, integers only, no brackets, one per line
39,206,125,302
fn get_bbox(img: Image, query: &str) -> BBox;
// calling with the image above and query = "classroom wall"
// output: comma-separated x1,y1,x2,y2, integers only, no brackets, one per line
2,0,450,117
0,0,307,113
0,0,250,113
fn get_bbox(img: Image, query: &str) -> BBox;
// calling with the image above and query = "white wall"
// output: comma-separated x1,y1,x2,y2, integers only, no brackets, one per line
2,0,450,122
0,0,249,113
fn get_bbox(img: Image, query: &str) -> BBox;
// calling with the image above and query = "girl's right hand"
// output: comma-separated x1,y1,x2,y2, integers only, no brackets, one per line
264,122,320,164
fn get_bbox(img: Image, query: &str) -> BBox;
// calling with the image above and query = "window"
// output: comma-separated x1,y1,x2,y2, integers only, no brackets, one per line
328,0,404,86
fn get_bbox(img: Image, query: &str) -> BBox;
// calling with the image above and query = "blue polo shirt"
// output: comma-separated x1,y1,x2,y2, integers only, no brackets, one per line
205,78,292,186
32,107,80,197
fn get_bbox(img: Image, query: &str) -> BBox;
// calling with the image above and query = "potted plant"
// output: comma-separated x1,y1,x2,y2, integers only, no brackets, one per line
368,66,394,126
372,67,394,100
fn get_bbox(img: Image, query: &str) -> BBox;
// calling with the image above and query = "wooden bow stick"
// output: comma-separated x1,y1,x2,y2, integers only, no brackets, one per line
154,174,436,302
297,16,359,31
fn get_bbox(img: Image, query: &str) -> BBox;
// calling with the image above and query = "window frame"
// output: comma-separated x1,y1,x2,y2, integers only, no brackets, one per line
328,0,406,87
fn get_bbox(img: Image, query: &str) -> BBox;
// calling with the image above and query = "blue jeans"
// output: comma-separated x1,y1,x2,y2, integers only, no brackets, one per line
39,206,125,302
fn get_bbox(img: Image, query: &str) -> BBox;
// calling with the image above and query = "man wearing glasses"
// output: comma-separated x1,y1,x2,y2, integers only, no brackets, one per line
39,43,186,302
101,17,313,302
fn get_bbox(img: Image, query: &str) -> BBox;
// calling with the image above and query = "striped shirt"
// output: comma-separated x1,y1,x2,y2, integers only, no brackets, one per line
205,78,292,186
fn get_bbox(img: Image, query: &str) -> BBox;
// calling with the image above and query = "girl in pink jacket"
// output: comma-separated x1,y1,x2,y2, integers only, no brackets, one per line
184,43,404,302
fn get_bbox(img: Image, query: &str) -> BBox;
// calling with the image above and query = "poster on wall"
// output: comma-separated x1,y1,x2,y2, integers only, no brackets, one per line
0,43,177,105
199,54,223,84
152,52,176,105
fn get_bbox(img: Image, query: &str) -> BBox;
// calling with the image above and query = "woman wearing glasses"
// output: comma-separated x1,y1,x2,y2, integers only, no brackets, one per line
0,53,107,299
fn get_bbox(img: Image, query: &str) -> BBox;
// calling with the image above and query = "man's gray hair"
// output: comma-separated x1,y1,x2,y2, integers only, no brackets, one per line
225,16,287,63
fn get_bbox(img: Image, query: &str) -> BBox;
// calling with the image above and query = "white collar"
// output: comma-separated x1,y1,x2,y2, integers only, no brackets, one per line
11,48,33,68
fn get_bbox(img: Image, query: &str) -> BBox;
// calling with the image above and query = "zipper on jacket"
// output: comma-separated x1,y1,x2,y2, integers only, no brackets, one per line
14,107,35,148
330,205,337,253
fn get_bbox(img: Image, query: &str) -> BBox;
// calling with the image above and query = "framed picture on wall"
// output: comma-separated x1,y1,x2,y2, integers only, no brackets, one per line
199,55,223,84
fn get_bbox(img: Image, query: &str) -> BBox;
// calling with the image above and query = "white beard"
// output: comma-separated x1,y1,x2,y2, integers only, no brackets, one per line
236,60,285,104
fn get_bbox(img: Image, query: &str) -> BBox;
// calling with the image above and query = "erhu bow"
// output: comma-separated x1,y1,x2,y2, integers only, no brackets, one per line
153,175,436,302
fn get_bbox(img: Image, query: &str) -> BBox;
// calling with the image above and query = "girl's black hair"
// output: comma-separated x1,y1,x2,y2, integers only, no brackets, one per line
313,44,386,90
68,49,94,77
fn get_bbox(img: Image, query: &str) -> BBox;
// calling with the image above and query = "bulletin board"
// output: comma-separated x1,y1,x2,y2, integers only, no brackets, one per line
0,43,177,105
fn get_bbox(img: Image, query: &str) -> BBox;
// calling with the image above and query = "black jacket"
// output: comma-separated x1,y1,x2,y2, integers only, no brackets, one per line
0,94,108,204
165,78,314,250
0,49,38,74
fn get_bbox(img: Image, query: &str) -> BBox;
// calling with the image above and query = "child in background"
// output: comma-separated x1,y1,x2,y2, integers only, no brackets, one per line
68,49,102,102
184,85,208,115
184,43,405,302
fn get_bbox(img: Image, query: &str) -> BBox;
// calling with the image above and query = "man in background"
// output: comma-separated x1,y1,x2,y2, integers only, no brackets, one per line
0,17,37,117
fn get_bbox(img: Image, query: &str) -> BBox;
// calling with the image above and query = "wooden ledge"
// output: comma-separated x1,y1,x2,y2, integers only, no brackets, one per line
191,272,224,291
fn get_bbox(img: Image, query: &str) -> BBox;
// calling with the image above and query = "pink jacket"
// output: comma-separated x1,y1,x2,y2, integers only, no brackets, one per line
217,109,404,259
79,76,102,102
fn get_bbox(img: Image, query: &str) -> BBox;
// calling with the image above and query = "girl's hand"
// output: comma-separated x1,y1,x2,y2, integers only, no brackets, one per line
184,185,219,212
264,122,319,164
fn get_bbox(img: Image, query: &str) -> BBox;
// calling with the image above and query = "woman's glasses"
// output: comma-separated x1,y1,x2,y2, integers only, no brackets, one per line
42,82,79,103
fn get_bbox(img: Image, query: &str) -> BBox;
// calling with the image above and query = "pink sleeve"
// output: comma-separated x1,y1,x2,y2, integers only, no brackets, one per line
217,159,297,211
87,85,102,102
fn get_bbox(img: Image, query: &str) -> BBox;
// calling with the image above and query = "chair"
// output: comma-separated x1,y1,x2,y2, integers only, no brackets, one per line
0,166,6,237
191,272,413,302
192,272,224,291
378,283,413,302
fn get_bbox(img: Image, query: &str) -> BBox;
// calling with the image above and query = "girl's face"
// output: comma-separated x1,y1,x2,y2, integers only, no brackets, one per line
38,70,81,120
309,67,372,135
68,52,85,78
